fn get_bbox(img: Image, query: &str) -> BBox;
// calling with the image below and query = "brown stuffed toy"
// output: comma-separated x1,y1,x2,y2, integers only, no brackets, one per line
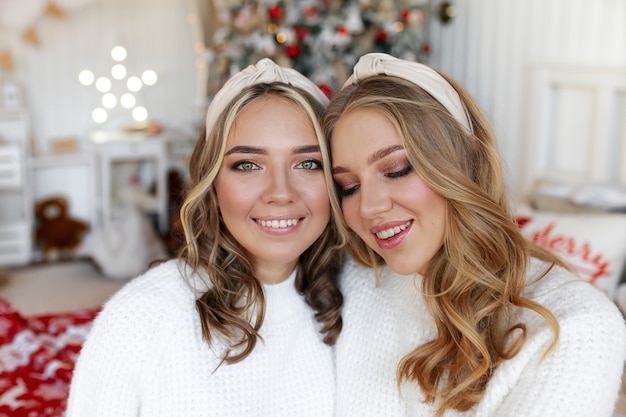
34,196,89,261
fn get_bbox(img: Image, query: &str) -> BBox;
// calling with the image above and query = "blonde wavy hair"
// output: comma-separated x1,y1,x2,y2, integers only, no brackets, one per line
323,75,567,416
179,82,345,365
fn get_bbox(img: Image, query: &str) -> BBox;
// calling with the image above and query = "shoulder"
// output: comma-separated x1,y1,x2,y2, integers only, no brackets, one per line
526,258,623,319
525,257,626,352
92,259,198,334
108,259,195,306
73,260,196,375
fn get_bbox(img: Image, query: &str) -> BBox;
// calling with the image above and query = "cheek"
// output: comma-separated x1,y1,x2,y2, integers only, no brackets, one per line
341,199,361,232
308,182,331,221
214,182,226,207
215,177,247,209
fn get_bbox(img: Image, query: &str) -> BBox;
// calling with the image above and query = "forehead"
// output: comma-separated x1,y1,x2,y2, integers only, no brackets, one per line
332,107,402,150
227,95,319,147
237,94,300,118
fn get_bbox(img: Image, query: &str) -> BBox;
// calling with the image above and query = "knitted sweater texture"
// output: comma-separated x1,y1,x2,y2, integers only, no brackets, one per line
335,256,626,417
66,260,334,417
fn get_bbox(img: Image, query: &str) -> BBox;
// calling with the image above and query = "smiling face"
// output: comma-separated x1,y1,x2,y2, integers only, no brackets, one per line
331,107,447,275
214,95,330,283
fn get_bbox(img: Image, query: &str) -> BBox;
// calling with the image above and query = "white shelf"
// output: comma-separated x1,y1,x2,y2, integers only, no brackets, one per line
0,111,32,266
0,223,31,266
29,152,95,169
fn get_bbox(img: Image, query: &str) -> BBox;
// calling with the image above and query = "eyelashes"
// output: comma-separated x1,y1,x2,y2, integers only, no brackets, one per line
339,184,358,198
296,159,323,170
385,164,412,179
231,160,259,171
230,158,323,172
336,162,413,198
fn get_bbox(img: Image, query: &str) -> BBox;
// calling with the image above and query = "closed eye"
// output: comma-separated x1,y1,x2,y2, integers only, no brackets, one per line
340,185,359,198
385,164,412,178
334,177,359,198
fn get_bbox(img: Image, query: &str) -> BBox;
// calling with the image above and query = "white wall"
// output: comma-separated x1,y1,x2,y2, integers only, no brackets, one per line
0,0,204,154
428,0,626,201
3,0,625,216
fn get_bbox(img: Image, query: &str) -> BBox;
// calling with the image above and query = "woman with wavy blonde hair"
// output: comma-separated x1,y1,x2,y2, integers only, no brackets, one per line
324,53,626,417
68,58,345,417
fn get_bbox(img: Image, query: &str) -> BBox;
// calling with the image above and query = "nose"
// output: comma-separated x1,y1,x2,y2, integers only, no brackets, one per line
263,166,297,204
359,180,392,219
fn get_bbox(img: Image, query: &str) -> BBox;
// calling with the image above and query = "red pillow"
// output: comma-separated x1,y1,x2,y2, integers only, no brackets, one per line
516,206,626,300
0,297,99,417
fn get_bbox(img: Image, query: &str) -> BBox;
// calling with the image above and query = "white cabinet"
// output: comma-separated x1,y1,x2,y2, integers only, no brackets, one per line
0,110,32,266
90,131,169,235
30,152,98,230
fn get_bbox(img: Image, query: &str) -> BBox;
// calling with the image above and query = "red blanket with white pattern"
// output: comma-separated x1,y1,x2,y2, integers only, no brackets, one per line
0,297,99,417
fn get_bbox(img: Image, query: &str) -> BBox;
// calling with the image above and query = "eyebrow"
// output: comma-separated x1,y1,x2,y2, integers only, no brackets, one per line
332,144,404,175
224,144,321,156
367,145,404,165
293,145,322,154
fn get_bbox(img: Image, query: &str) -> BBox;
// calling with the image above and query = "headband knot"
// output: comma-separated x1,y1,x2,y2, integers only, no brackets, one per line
344,53,473,135
371,55,387,75
205,58,329,139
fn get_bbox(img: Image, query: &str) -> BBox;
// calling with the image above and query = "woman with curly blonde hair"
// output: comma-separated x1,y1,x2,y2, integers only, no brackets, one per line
324,53,626,417
68,58,345,417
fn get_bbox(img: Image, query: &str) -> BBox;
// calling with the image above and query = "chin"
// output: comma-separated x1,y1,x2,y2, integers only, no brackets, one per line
382,257,422,276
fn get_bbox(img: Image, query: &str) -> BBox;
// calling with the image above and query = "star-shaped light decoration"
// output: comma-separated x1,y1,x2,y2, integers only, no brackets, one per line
78,46,158,126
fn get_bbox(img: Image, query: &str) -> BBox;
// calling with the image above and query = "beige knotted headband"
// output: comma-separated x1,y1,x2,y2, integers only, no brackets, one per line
204,58,329,140
344,53,473,135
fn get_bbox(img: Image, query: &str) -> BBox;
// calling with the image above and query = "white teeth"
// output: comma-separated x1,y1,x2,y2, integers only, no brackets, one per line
258,219,299,229
375,221,411,239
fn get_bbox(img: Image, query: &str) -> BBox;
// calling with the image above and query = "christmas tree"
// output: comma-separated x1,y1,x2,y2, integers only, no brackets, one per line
206,0,433,97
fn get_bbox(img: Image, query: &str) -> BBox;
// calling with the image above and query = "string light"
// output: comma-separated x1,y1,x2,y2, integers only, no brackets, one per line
95,77,112,93
141,70,158,86
111,46,127,62
78,70,94,86
80,46,158,124
111,64,127,80
276,32,287,43
102,93,117,109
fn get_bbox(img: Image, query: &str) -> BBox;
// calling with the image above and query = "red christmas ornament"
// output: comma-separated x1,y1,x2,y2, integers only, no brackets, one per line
294,26,309,41
400,9,411,21
337,26,348,35
421,42,432,54
318,83,333,98
377,30,389,42
269,5,283,19
304,6,319,17
285,44,301,59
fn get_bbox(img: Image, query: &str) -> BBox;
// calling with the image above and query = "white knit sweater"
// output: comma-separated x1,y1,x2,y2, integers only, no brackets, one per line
335,256,626,417
66,260,335,417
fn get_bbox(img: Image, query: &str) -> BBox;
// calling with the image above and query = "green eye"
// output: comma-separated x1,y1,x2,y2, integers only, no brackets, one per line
233,161,259,171
298,159,322,170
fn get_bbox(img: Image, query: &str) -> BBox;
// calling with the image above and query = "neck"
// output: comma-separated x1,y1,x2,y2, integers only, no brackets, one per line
254,261,298,284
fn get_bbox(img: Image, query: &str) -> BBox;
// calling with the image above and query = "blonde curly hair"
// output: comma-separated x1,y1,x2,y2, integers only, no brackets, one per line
323,74,566,416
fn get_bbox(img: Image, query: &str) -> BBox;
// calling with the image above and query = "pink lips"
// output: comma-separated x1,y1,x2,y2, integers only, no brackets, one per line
371,220,412,250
